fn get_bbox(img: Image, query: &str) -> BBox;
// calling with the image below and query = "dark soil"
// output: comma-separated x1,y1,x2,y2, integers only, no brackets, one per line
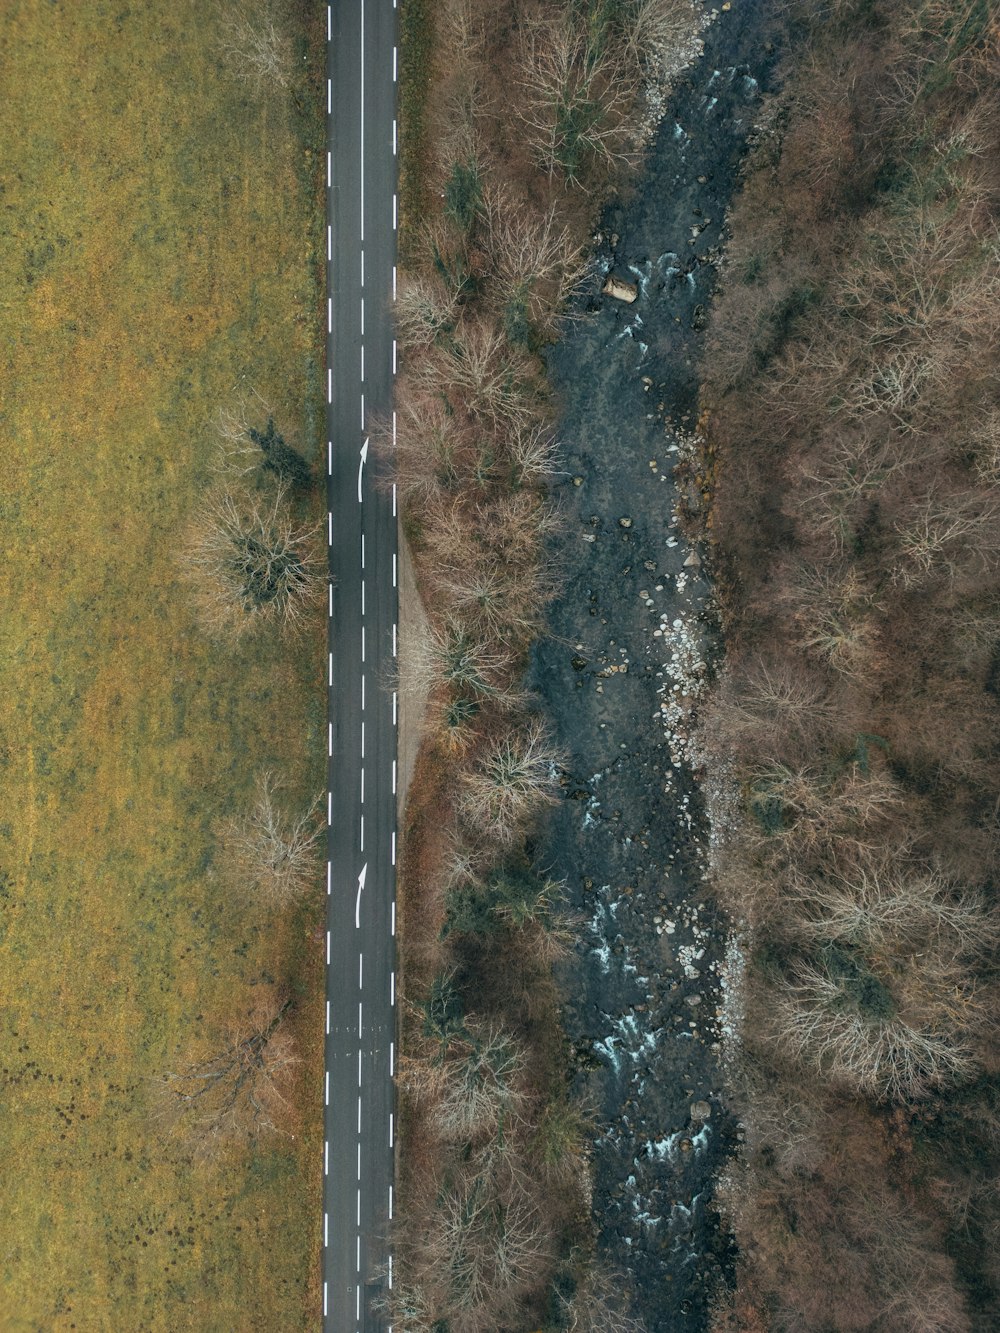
530,5,783,1327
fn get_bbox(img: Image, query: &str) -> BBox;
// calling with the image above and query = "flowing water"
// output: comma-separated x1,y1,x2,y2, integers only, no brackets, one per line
532,4,783,1325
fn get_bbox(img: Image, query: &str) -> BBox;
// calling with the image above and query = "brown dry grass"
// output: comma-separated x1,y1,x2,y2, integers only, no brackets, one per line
0,2,326,1326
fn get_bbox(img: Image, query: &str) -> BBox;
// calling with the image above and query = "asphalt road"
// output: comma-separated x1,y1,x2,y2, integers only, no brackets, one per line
324,3,398,1329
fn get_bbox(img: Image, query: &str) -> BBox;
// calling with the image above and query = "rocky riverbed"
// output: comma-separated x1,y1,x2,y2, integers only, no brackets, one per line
530,3,783,1326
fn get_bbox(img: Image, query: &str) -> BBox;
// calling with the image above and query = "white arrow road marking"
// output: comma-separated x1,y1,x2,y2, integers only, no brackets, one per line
358,437,369,503
355,862,368,928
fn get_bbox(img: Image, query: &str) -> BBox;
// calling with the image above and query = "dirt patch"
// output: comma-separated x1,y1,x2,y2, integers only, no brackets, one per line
396,528,432,821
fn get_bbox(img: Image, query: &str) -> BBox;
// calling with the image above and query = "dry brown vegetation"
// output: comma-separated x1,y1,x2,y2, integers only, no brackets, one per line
696,1,1000,1326
393,0,703,1325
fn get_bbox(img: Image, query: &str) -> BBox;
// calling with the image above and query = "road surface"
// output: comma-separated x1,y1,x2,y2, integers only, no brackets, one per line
324,2,399,1329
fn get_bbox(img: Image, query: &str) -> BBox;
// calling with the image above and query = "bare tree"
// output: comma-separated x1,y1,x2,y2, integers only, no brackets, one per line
156,997,299,1153
559,1268,648,1333
617,0,703,83
768,861,998,1099
479,183,589,333
702,661,840,764
218,771,323,906
185,484,325,639
417,318,537,430
460,720,564,845
424,1167,551,1327
394,272,461,350
782,562,884,678
404,617,524,708
505,420,565,488
518,15,638,187
892,489,1000,587
744,763,904,861
212,386,272,475
435,558,549,645
218,4,293,91
431,1023,527,1142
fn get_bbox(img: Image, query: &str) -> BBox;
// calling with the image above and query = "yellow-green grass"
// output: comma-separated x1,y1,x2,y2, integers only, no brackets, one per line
0,3,325,1327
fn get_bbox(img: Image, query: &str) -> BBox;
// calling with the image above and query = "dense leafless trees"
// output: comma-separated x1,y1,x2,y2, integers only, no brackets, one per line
701,0,1000,1323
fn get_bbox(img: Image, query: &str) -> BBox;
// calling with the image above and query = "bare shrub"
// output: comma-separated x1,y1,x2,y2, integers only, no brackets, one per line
217,771,322,907
460,720,564,845
559,1267,647,1332
155,996,299,1153
184,484,324,639
218,4,293,90
394,272,461,349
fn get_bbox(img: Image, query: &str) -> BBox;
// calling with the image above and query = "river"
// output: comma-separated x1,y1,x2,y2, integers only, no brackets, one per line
531,3,783,1325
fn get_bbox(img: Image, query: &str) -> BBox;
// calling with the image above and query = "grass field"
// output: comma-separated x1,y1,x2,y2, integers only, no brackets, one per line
0,3,326,1327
